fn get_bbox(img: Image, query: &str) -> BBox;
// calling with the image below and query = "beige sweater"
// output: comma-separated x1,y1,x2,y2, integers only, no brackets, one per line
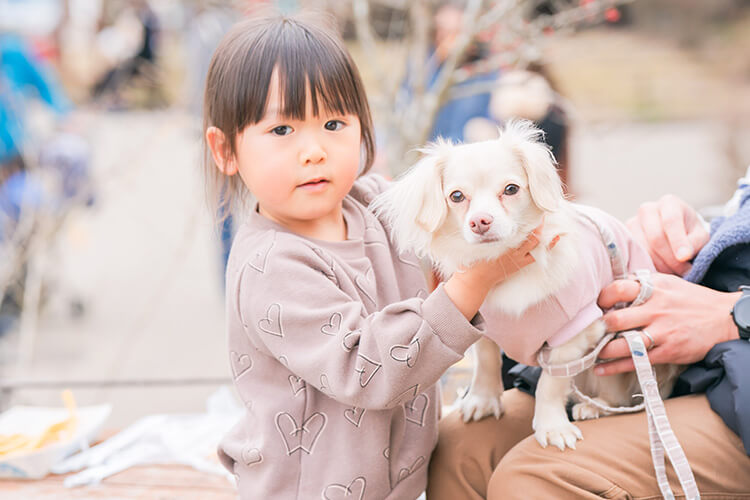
218,174,485,500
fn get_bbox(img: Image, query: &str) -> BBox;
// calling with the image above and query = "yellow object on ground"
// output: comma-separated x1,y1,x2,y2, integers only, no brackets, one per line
0,390,78,457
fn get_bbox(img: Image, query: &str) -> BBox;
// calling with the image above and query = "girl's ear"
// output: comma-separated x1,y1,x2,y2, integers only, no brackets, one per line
206,126,238,176
371,146,448,257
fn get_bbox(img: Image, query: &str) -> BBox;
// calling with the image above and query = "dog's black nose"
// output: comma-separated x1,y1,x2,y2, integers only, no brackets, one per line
469,213,494,235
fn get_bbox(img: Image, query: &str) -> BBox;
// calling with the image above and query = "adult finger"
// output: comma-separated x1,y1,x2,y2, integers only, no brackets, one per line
685,223,710,257
596,345,667,376
628,217,672,274
658,198,694,263
638,205,687,275
598,330,658,360
600,305,650,335
597,337,630,360
594,357,635,376
597,279,639,310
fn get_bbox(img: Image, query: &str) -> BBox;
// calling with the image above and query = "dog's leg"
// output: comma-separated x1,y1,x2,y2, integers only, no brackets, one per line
533,321,606,450
533,372,582,450
571,397,611,421
458,336,504,422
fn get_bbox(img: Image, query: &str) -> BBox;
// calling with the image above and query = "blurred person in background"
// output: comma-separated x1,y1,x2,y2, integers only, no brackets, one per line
0,30,72,220
0,29,75,334
396,1,498,146
427,2,498,143
91,0,161,108
465,60,571,191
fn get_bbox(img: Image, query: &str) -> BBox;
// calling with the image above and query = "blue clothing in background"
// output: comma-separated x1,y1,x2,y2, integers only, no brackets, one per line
399,48,498,143
0,34,71,164
429,70,497,142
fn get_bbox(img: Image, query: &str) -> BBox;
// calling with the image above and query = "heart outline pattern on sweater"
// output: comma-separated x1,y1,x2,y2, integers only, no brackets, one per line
355,354,381,387
342,329,361,352
288,375,306,396
230,351,252,378
241,447,262,466
390,338,420,368
323,476,366,500
404,393,428,427
391,456,425,490
344,406,366,427
275,412,327,455
258,303,283,337
321,312,342,336
248,237,275,273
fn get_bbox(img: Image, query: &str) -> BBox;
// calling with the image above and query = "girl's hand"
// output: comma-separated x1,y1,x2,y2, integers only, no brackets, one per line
444,225,558,320
594,273,741,376
456,227,549,290
627,195,710,276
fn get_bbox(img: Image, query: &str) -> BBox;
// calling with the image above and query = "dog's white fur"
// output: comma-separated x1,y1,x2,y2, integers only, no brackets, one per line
372,120,681,450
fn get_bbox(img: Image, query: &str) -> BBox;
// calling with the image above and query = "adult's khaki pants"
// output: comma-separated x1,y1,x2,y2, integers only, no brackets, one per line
427,389,750,499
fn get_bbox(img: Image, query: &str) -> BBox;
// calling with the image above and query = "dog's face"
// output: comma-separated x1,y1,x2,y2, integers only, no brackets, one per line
372,120,563,270
441,140,541,246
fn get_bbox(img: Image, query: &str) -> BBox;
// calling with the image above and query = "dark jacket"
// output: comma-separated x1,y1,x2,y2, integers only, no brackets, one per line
677,185,750,454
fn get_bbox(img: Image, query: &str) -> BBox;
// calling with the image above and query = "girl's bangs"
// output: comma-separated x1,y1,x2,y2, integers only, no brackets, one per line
252,23,362,123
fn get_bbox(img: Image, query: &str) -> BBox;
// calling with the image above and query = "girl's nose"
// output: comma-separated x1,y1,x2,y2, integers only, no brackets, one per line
299,137,327,165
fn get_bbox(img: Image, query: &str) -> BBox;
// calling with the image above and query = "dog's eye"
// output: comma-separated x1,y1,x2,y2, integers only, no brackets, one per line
503,184,519,196
449,190,465,203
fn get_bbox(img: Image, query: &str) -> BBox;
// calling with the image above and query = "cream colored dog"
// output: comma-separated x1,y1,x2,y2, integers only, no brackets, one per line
372,121,681,450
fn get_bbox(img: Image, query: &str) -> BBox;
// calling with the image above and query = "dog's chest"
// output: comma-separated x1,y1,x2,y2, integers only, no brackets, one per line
481,218,619,365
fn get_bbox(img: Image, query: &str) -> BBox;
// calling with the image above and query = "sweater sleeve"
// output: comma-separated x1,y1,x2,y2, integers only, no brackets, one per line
348,173,391,207
237,237,484,410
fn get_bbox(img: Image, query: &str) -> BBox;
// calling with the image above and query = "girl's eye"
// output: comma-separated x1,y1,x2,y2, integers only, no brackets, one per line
271,125,293,136
324,120,344,131
504,184,519,196
449,190,465,203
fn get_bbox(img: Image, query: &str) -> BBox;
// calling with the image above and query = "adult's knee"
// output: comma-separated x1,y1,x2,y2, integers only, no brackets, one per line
487,438,545,500
488,436,627,500
427,411,502,500
429,410,485,480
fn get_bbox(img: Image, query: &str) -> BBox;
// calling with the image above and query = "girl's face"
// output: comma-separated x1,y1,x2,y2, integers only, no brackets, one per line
233,71,362,239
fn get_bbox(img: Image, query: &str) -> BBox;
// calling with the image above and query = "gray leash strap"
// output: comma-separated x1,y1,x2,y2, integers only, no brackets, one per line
621,330,700,500
536,207,700,499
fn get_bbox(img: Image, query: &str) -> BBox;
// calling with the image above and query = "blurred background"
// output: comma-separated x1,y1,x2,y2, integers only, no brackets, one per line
0,0,749,429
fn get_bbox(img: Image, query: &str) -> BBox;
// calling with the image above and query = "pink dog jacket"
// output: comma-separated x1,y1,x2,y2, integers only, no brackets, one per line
481,204,655,366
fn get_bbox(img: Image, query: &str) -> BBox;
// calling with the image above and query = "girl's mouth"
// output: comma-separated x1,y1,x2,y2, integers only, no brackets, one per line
298,178,330,191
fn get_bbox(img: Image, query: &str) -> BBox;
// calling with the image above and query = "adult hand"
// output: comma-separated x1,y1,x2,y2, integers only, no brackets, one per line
594,273,740,376
627,194,710,276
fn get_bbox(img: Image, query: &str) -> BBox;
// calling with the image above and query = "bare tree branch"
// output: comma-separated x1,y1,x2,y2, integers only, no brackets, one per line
354,0,637,175
352,0,389,99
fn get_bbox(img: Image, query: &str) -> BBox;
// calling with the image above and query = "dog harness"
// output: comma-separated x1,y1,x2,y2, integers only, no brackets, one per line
537,210,700,500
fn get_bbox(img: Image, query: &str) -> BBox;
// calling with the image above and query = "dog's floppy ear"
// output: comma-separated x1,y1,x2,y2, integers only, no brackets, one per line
370,143,449,256
505,119,563,212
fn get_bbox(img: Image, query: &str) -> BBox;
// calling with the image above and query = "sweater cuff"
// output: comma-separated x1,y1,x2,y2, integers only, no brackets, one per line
422,284,485,354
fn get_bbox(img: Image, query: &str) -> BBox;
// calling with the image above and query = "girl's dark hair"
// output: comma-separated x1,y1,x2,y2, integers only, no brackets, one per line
202,12,376,219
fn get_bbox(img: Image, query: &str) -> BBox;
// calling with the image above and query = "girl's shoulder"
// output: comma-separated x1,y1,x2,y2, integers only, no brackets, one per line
348,173,391,207
228,225,334,282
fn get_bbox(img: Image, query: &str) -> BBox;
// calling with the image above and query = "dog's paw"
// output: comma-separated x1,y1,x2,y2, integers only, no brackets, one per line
533,420,583,451
572,399,609,421
457,391,504,422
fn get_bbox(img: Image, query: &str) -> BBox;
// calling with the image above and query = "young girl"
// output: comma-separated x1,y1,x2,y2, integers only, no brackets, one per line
202,12,539,499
